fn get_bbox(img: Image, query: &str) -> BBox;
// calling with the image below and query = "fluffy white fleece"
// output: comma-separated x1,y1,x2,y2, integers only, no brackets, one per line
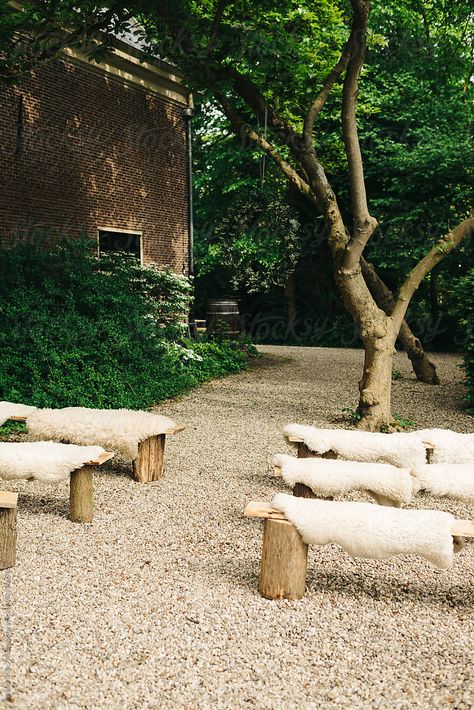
412,463,474,501
0,441,105,482
273,453,414,506
272,493,456,569
0,401,37,426
284,424,427,468
410,429,474,464
27,407,176,460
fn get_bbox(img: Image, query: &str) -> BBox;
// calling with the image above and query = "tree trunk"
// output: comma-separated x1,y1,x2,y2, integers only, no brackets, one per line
357,331,395,431
399,321,440,385
361,259,439,384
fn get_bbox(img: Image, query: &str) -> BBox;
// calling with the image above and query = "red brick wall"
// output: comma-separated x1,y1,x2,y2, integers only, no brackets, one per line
0,57,189,273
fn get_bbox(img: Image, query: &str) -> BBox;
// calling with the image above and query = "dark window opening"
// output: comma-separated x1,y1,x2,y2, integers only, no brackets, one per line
98,230,141,259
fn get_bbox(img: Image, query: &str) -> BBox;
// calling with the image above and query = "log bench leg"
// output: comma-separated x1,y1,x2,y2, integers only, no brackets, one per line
293,482,333,501
133,434,165,483
293,482,317,499
297,443,337,459
70,465,93,523
0,507,17,570
259,518,308,600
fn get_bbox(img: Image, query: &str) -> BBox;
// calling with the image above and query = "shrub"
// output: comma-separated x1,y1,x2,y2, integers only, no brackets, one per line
454,269,474,414
0,239,249,409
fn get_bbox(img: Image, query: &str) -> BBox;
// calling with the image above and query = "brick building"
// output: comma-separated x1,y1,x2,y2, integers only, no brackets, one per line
0,37,192,273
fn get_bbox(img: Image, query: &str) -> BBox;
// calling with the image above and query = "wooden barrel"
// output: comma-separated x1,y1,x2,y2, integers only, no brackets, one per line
206,298,240,338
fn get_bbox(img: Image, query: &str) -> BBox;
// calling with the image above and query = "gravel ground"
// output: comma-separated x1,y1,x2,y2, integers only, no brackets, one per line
1,346,473,709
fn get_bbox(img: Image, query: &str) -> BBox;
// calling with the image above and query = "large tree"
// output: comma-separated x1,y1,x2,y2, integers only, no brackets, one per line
2,0,473,429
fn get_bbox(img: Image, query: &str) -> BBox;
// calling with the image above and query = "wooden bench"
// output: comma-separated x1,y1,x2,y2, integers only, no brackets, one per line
287,435,435,464
133,424,186,483
274,461,325,500
287,435,338,461
244,501,474,600
8,416,185,484
273,461,407,506
0,491,18,569
69,451,114,522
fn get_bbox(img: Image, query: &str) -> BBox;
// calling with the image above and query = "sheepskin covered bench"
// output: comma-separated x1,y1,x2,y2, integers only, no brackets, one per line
410,429,474,464
0,401,37,425
0,403,185,483
0,442,114,523
273,454,474,507
284,424,474,467
0,490,18,569
273,453,414,507
244,495,474,600
284,424,431,467
412,463,474,502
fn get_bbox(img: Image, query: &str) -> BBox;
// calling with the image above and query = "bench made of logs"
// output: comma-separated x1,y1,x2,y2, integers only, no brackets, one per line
132,424,185,483
287,435,435,464
273,461,407,505
274,461,332,500
69,451,114,522
0,491,18,570
8,416,185,484
244,501,474,600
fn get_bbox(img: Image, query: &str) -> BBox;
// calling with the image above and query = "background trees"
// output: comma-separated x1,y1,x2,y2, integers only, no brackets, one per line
192,2,472,351
1,0,472,428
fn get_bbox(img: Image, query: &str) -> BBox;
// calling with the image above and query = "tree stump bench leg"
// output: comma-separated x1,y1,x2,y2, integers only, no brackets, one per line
0,493,18,569
70,465,93,523
292,482,333,501
297,442,337,459
133,435,166,483
259,518,308,600
293,482,317,499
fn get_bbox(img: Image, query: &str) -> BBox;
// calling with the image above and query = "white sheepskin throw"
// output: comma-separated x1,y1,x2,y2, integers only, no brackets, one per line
284,424,427,468
0,442,105,482
272,493,456,569
412,463,474,502
26,407,176,460
0,401,37,426
273,453,414,507
410,429,474,464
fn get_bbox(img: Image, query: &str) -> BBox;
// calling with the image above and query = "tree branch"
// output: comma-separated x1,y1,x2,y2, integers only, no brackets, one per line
215,93,318,207
221,66,298,147
206,0,231,56
1,3,131,81
303,39,352,148
392,216,474,330
341,0,378,273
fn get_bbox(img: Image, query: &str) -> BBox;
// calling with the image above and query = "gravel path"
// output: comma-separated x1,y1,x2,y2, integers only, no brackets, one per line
2,346,473,709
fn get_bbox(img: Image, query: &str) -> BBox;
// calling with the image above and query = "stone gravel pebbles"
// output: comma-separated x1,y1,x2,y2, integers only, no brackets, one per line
1,346,473,709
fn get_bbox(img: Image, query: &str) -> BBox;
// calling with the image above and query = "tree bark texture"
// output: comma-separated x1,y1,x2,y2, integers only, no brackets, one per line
361,259,440,384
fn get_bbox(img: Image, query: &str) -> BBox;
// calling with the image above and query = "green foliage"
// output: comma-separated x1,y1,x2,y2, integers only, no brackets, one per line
343,408,415,430
0,1,134,82
454,270,474,415
0,240,248,409
194,104,302,296
392,412,416,430
391,369,402,381
342,406,362,424
0,421,26,437
355,2,473,334
2,0,472,359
